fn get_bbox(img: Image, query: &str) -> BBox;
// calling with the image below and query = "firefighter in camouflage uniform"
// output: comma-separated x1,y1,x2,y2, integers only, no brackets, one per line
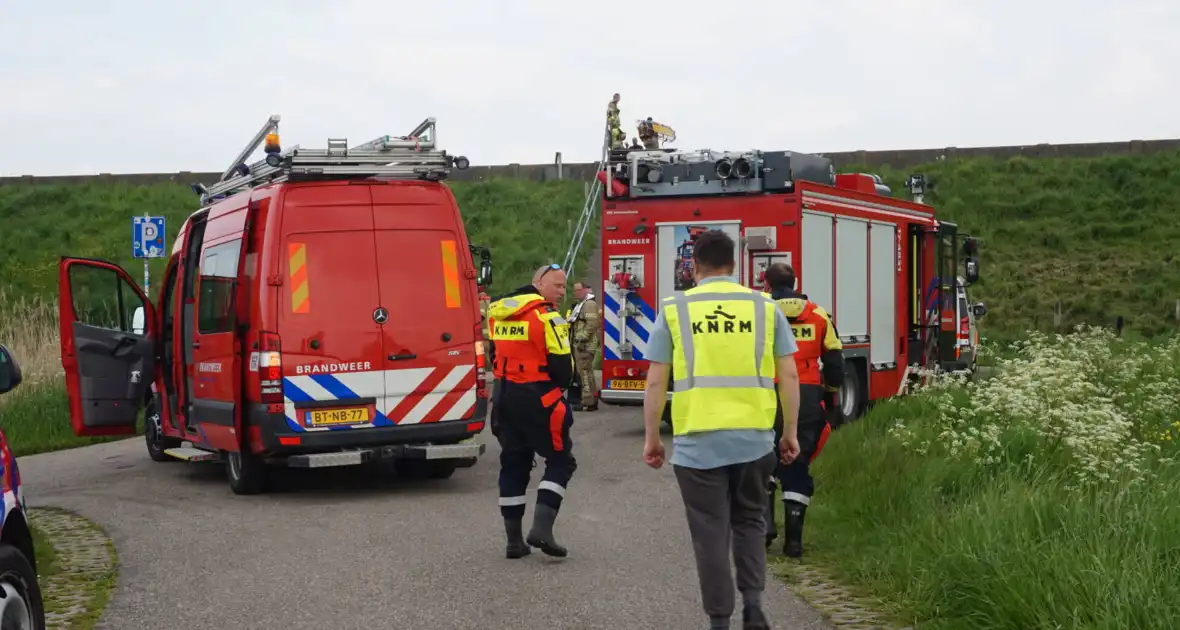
568,281,600,411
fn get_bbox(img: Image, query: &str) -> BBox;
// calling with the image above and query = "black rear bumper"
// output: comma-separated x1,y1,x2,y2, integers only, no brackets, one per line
250,397,488,455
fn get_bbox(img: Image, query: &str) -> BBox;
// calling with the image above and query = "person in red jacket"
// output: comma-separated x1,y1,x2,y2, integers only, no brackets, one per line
487,264,576,559
762,263,844,558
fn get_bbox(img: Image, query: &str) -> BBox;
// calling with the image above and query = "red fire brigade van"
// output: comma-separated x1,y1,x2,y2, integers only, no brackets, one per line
57,116,494,494
593,148,984,423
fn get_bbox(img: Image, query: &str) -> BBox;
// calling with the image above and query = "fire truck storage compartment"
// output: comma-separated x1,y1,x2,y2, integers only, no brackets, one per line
869,222,898,368
801,213,834,314
834,218,869,341
605,255,647,362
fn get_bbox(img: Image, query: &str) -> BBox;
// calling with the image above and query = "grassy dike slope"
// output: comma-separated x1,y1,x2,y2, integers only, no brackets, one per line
0,178,588,303
851,149,1180,340
0,178,588,456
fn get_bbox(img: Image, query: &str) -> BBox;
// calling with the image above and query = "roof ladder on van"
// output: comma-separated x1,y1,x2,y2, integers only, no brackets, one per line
193,115,471,206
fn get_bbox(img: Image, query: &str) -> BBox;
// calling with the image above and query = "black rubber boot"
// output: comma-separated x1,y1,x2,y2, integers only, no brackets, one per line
783,500,807,558
526,503,568,557
504,518,531,559
742,604,771,630
764,480,778,549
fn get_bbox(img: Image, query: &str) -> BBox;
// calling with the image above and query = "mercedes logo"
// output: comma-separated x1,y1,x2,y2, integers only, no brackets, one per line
373,307,389,324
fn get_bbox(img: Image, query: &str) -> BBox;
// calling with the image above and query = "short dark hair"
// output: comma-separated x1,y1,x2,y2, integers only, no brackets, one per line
764,262,795,290
693,229,735,271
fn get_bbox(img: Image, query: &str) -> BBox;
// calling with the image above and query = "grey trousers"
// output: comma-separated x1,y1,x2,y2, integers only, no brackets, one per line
673,450,777,618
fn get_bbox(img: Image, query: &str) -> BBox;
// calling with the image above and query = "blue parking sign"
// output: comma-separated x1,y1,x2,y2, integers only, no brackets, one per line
132,216,167,259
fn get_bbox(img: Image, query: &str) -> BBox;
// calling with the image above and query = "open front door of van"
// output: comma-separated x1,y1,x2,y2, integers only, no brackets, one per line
58,257,157,437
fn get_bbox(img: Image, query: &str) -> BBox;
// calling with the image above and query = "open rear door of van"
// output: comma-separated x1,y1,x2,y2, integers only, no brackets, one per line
277,185,389,431
371,182,479,426
57,257,156,437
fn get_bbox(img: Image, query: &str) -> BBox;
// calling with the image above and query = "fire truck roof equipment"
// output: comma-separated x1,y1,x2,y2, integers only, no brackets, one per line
603,146,839,199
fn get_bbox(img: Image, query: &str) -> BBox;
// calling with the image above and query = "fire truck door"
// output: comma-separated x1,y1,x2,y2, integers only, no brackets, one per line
935,222,960,365
188,237,247,451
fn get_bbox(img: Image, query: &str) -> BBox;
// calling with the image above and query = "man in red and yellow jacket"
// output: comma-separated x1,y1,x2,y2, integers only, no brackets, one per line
487,264,576,560
762,262,844,558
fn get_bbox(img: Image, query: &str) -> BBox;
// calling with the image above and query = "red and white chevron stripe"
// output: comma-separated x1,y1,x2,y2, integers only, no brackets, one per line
383,365,479,425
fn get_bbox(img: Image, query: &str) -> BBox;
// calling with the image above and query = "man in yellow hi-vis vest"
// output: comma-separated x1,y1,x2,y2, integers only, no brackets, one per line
641,229,801,630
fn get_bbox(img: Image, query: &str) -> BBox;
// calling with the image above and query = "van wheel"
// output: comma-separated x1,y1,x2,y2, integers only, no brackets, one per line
144,402,182,463
395,459,457,480
0,543,45,630
840,363,866,421
227,449,268,495
661,403,673,432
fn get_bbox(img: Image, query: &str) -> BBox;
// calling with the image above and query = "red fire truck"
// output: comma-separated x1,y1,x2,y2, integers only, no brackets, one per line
594,148,985,421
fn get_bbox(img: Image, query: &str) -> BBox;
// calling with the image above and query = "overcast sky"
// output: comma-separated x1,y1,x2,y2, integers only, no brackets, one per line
2,0,1177,177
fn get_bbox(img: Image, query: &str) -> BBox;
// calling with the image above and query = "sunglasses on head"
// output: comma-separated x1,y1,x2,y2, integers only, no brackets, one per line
538,263,562,280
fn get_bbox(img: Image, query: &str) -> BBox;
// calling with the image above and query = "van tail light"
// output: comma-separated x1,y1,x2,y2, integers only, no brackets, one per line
259,331,284,405
474,323,489,400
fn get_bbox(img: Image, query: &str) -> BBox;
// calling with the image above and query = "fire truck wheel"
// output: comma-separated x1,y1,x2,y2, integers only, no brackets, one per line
226,449,269,495
144,402,182,463
395,458,457,480
0,542,45,630
839,364,865,421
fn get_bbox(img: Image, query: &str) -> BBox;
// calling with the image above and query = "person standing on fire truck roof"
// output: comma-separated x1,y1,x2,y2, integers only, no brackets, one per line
488,263,576,559
641,230,801,630
761,262,844,559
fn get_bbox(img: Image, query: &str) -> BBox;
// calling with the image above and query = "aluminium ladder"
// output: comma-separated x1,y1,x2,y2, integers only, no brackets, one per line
194,115,470,206
561,125,611,278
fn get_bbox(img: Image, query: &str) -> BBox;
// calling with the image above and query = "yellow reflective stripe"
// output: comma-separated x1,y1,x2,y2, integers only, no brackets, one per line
440,240,460,308
540,312,571,355
288,243,309,314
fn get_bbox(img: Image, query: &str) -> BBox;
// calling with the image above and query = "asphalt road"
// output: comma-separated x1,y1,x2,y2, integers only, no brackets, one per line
21,403,831,630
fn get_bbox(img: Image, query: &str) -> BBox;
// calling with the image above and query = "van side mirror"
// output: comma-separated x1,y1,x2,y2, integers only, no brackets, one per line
0,344,23,395
964,256,980,285
479,261,493,287
471,245,493,288
971,302,988,318
132,306,146,336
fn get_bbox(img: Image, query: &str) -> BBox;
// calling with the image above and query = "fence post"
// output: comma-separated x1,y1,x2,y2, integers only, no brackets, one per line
554,152,563,180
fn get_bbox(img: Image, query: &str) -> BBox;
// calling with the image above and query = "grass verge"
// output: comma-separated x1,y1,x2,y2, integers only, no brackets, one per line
31,507,118,630
0,377,141,457
795,326,1180,629
31,526,59,579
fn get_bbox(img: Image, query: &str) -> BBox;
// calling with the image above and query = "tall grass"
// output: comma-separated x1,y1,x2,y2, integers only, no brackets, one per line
0,292,61,386
802,327,1180,629
0,293,142,456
